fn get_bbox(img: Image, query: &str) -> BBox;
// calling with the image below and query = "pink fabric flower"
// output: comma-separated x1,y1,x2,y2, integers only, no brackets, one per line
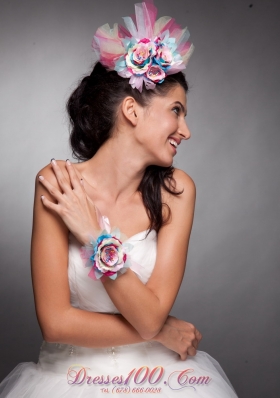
156,45,173,66
95,236,126,275
146,65,166,82
125,40,156,75
133,43,150,64
80,228,134,281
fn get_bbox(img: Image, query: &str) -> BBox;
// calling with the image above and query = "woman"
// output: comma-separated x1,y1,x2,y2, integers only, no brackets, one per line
0,2,238,397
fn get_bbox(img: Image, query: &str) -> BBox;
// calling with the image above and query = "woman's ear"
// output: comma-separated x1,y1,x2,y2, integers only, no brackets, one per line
121,97,139,126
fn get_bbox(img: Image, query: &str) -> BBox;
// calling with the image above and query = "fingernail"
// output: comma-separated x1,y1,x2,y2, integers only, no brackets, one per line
51,158,56,165
41,195,45,200
66,159,71,165
38,175,44,181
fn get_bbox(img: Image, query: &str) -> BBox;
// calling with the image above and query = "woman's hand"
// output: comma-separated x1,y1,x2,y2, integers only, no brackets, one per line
38,159,99,245
153,316,202,360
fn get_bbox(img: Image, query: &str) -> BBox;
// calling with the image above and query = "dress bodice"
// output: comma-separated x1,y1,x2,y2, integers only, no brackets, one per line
68,229,157,314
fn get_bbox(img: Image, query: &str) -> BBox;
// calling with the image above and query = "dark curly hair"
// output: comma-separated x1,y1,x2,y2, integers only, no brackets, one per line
67,62,188,232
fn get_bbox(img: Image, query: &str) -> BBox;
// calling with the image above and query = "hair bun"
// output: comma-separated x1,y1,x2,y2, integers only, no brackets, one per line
90,61,107,78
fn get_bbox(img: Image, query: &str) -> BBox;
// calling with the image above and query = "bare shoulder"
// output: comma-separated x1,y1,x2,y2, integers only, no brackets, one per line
162,168,196,211
35,160,70,188
172,168,196,198
32,160,70,239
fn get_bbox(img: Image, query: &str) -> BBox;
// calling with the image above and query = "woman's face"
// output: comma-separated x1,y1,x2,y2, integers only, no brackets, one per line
136,84,191,167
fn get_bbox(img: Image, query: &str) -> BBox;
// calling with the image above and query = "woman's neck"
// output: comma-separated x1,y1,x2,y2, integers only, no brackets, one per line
78,134,149,205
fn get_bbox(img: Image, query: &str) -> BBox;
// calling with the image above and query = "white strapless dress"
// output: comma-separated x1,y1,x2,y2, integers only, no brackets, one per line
0,227,238,397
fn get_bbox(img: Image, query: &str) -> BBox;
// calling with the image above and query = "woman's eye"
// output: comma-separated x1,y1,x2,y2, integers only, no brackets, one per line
173,107,180,115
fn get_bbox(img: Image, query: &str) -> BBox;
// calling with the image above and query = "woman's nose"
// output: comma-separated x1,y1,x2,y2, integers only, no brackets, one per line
178,119,191,140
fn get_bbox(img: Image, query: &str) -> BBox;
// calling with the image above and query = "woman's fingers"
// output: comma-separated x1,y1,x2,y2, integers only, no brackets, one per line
177,325,200,359
65,159,84,192
159,317,202,360
165,316,203,348
50,159,73,194
187,345,197,357
195,328,202,343
40,195,62,215
155,322,201,361
178,339,197,360
38,175,65,203
190,328,202,350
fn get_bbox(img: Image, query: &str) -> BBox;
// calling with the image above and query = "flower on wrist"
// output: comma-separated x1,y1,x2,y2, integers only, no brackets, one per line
80,228,134,281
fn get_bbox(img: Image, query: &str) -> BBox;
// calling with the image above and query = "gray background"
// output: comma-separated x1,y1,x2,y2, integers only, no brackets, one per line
1,0,279,397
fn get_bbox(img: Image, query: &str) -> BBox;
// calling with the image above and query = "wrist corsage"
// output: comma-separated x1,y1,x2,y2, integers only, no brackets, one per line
80,227,134,281
80,208,141,281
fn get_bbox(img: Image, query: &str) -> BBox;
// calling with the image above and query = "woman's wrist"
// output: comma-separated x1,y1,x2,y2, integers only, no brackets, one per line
79,230,97,246
164,315,178,327
151,323,172,344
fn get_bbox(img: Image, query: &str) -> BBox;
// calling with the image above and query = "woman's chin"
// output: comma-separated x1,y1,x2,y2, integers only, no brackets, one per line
151,158,173,168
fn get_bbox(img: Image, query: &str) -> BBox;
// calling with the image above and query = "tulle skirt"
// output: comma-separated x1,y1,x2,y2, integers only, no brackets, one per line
0,340,238,397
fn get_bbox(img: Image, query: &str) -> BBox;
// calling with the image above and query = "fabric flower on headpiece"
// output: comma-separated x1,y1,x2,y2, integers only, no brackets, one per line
92,0,194,92
80,207,143,281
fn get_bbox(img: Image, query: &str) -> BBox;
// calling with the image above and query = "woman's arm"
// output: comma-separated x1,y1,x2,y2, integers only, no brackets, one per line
32,162,200,357
32,162,145,347
101,168,196,339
